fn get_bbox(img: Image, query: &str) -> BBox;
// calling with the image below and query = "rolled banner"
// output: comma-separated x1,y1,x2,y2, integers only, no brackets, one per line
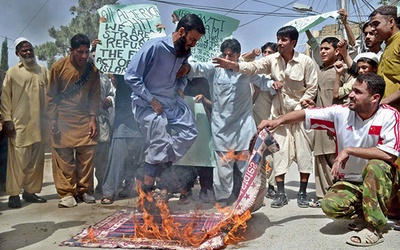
234,127,280,215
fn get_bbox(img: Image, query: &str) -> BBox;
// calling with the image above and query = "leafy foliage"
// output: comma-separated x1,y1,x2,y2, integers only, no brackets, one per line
35,0,118,68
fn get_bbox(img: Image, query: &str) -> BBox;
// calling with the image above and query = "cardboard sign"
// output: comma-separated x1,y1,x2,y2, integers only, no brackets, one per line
173,8,240,62
95,4,165,74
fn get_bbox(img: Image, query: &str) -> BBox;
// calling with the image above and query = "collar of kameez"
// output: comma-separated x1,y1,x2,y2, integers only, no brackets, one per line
17,61,39,71
320,63,335,70
166,33,175,49
386,30,400,47
277,50,300,63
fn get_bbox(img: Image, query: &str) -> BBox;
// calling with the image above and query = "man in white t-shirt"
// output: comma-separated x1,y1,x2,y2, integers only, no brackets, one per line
258,72,400,246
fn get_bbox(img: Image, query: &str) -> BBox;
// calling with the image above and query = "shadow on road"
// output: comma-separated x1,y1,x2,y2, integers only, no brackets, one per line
0,221,85,250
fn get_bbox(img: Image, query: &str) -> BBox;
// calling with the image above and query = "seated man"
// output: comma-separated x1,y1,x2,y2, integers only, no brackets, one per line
259,72,399,246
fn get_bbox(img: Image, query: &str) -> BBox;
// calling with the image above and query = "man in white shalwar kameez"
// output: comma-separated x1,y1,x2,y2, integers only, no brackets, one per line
188,38,276,207
213,26,318,208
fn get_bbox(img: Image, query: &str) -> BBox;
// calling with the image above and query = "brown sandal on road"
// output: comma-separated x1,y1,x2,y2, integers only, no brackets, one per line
346,228,383,247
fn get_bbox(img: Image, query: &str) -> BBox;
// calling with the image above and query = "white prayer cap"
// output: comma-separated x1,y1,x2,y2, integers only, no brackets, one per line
354,52,379,64
14,37,31,50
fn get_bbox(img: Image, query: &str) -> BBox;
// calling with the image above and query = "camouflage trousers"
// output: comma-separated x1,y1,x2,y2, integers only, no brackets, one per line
321,159,397,231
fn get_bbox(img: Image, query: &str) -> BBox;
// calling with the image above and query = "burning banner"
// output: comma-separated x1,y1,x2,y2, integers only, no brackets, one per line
60,128,279,249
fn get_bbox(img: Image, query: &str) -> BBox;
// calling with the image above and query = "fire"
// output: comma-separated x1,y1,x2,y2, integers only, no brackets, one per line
63,128,278,249
265,160,271,173
84,226,95,243
125,185,253,248
190,208,252,246
222,149,249,163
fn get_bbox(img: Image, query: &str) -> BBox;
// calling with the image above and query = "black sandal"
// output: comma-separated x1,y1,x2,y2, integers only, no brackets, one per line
178,194,190,205
101,197,114,205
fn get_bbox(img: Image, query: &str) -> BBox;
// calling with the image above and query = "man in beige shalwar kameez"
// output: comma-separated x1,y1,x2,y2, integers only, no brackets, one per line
1,38,49,208
46,34,100,208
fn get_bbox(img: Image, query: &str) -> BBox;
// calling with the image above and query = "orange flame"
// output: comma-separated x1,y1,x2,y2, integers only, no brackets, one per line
221,149,250,165
86,183,253,248
85,226,95,243
265,160,271,173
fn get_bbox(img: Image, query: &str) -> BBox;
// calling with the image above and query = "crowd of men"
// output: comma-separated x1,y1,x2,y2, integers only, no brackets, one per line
0,4,400,247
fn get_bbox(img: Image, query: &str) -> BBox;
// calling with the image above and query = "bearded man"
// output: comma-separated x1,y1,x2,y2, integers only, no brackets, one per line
1,37,50,208
124,13,205,197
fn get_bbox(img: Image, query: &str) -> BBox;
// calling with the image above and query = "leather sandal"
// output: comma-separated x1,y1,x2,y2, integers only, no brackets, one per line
346,228,383,246
101,197,114,205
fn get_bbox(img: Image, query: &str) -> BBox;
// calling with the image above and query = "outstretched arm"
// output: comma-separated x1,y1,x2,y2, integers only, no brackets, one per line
212,57,239,71
257,110,306,131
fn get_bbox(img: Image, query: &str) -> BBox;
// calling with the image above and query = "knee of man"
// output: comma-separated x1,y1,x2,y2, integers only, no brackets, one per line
320,198,339,218
363,159,387,177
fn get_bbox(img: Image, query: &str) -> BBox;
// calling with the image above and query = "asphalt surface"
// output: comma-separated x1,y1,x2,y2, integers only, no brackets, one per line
0,156,399,250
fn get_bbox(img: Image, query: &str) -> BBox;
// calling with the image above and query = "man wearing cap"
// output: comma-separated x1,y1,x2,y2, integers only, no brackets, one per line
333,52,379,104
0,37,50,208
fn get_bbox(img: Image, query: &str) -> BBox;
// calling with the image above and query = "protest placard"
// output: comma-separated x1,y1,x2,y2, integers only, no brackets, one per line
173,8,240,62
95,4,165,75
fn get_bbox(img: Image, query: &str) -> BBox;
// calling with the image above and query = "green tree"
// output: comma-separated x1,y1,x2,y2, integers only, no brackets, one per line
35,0,118,68
0,38,8,71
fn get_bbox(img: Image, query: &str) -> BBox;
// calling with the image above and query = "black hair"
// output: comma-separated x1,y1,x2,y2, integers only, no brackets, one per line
362,21,371,32
356,72,385,101
321,37,340,49
261,42,278,53
70,33,90,49
369,5,399,25
220,38,241,54
276,26,299,47
175,13,206,35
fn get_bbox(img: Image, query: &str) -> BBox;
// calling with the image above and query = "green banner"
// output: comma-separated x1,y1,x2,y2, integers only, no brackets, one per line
95,4,165,75
284,10,339,33
173,8,240,62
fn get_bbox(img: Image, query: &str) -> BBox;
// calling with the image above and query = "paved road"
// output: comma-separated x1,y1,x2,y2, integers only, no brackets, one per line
0,157,399,249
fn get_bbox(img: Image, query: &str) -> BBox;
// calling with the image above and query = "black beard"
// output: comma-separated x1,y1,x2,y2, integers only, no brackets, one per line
175,35,191,58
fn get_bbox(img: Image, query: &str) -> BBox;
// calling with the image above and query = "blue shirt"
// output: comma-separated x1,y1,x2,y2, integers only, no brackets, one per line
124,34,189,109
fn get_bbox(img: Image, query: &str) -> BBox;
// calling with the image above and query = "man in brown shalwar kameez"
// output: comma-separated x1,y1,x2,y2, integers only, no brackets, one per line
46,33,100,208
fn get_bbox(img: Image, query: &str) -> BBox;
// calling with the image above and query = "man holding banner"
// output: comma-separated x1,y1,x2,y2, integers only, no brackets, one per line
124,14,205,202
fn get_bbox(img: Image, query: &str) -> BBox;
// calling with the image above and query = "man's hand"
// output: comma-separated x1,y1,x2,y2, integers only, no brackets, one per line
102,96,113,110
338,8,348,24
331,149,349,178
91,38,102,49
3,121,15,137
301,99,315,109
257,119,280,132
195,94,205,103
334,60,346,75
272,81,284,90
337,39,348,55
177,89,185,99
88,116,97,138
150,98,163,115
241,48,261,61
0,117,3,132
176,63,190,78
49,119,60,135
212,57,238,71
156,23,165,31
